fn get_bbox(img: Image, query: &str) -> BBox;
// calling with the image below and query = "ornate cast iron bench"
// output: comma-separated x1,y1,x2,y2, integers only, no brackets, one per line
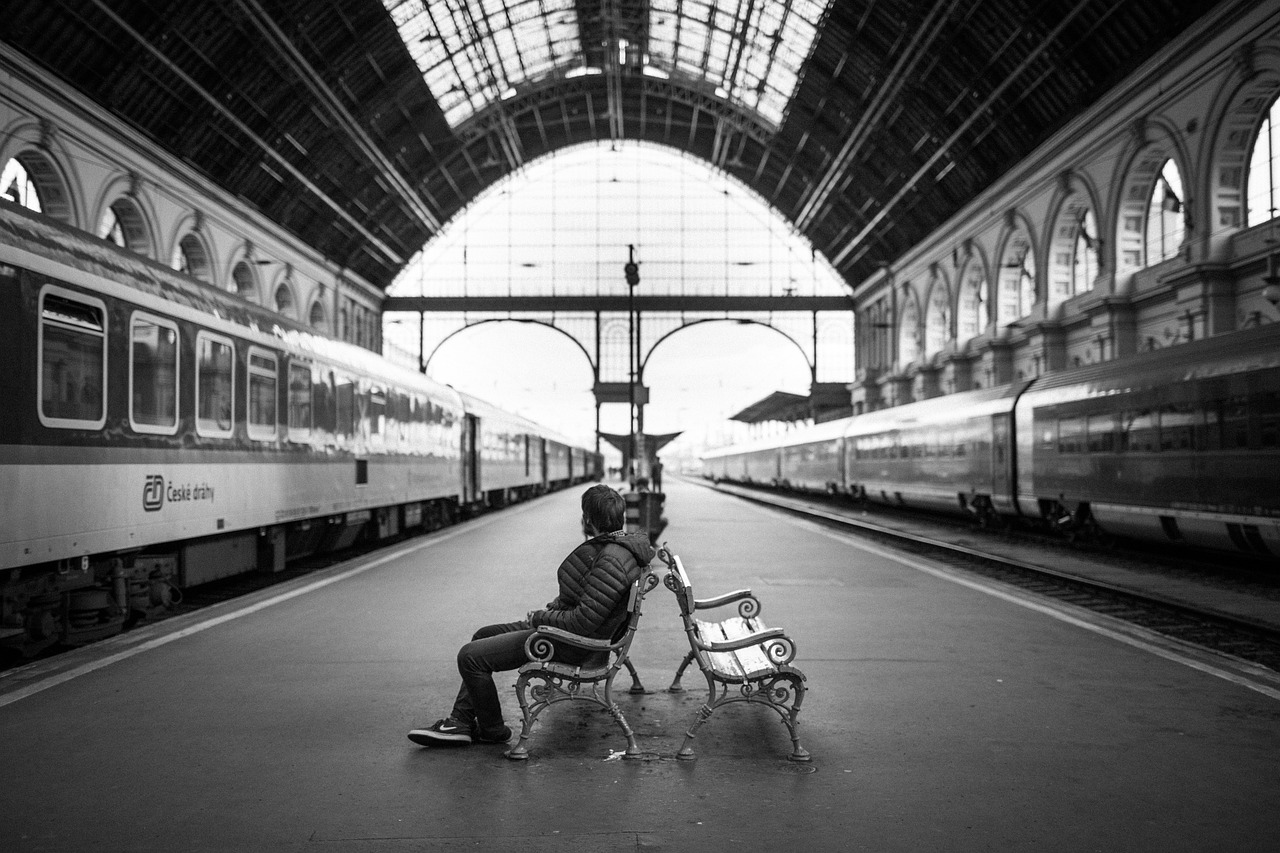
660,549,810,762
504,564,663,761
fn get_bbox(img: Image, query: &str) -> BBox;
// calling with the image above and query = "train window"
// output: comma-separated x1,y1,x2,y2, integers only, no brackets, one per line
1121,409,1158,452
1158,403,1198,452
1057,417,1086,454
196,333,234,437
1037,419,1056,452
1259,391,1280,449
1086,413,1118,453
369,389,386,436
287,362,312,440
335,374,355,437
39,289,107,429
312,371,336,437
1221,398,1250,450
246,348,277,440
129,313,179,434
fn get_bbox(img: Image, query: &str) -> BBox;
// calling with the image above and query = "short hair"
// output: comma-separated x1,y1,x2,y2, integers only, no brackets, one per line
582,484,625,533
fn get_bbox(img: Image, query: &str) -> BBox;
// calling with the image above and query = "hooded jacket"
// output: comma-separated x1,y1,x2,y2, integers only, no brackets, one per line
529,530,656,642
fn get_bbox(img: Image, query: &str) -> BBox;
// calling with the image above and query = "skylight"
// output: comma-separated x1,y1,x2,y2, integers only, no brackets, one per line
383,0,829,129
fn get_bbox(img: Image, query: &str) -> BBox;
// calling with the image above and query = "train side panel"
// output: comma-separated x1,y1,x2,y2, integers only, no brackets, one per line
1015,324,1280,555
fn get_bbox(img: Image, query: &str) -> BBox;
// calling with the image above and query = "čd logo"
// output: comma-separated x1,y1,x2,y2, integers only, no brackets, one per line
143,475,165,512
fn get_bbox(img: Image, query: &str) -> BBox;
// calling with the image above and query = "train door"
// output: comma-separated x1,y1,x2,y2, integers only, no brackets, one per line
990,413,1015,510
463,414,480,504
539,438,549,490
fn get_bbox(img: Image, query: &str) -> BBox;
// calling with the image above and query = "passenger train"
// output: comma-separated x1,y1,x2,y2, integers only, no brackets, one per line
703,323,1280,559
0,204,601,656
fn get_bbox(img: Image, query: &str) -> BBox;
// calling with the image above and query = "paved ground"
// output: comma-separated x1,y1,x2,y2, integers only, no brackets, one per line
1,479,1277,852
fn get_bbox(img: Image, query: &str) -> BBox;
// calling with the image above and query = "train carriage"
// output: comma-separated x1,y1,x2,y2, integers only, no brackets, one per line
0,205,600,654
842,384,1025,519
1014,323,1280,555
776,418,849,493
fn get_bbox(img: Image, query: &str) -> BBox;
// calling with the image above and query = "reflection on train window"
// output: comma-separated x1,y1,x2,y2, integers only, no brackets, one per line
369,389,386,436
1087,413,1118,452
39,291,106,427
196,334,234,437
247,349,277,440
1158,403,1197,451
130,314,178,433
1259,392,1280,449
335,374,355,437
1121,409,1158,452
287,362,312,439
1220,399,1249,450
1057,417,1086,454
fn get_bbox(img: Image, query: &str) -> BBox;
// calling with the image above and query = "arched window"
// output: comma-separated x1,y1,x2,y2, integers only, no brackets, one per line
997,233,1035,327
956,257,987,347
897,293,921,369
172,233,211,281
1145,159,1185,265
275,283,295,318
1,157,41,211
309,301,326,330
1247,95,1280,227
231,261,257,301
1071,209,1099,296
98,198,152,256
1048,199,1099,312
2,151,72,222
923,279,951,359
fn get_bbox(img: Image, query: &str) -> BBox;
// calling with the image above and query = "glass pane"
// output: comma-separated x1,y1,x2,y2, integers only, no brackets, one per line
1122,409,1158,453
41,295,104,422
197,338,234,433
131,318,178,428
249,355,277,430
289,364,312,431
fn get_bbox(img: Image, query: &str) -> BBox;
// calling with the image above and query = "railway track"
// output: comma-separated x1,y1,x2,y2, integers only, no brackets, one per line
693,478,1280,675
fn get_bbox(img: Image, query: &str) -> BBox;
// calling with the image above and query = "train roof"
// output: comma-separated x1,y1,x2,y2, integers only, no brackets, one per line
1016,323,1280,407
842,381,1027,437
2,203,471,411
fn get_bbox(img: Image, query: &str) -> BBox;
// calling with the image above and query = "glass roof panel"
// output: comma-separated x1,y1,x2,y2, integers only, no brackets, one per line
384,0,829,129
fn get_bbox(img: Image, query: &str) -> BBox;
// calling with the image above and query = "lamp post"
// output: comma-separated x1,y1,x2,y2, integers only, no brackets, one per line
625,245,640,487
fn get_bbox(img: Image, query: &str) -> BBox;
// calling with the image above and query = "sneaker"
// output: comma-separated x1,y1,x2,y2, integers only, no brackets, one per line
407,718,473,746
473,724,513,744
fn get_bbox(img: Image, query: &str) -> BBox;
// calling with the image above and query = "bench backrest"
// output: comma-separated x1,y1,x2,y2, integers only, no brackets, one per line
611,567,660,654
667,556,697,617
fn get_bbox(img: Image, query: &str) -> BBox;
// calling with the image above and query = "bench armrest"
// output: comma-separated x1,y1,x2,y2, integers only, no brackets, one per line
692,589,761,620
695,628,797,665
523,626,618,663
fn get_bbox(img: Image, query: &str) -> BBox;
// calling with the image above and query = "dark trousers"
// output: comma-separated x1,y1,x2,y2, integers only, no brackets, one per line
449,620,534,734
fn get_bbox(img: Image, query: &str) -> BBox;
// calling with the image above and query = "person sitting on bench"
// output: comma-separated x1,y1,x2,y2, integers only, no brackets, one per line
408,484,656,747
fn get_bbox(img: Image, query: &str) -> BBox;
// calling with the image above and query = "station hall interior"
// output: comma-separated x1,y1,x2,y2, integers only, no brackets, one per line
3,2,1280,850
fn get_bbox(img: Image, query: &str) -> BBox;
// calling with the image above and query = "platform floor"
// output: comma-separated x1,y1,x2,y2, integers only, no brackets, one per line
1,480,1277,852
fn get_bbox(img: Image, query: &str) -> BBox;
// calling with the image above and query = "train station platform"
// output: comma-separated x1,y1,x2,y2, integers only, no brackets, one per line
1,480,1277,852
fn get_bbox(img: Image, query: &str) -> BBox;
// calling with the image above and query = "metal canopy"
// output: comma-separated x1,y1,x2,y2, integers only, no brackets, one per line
3,0,1219,290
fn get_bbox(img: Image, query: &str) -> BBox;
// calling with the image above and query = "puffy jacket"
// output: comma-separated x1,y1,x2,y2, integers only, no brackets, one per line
530,531,656,642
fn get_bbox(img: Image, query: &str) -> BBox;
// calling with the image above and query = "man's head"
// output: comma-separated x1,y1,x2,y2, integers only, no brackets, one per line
581,484,625,538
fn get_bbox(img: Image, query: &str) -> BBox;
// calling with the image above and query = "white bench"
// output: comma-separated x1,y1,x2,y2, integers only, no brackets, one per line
659,550,810,762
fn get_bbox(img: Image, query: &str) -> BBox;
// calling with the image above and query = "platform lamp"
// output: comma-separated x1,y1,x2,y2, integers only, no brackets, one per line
625,245,641,488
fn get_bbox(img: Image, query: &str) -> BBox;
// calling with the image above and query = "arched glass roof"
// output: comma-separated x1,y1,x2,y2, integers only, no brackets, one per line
382,0,830,128
387,140,848,299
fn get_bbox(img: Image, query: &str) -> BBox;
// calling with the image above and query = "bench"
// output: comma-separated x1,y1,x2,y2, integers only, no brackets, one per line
659,549,810,762
504,565,662,760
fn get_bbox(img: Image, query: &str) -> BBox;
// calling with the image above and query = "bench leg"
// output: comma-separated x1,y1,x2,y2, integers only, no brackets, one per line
623,657,646,694
762,672,811,763
505,671,556,761
676,702,714,760
667,650,696,693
